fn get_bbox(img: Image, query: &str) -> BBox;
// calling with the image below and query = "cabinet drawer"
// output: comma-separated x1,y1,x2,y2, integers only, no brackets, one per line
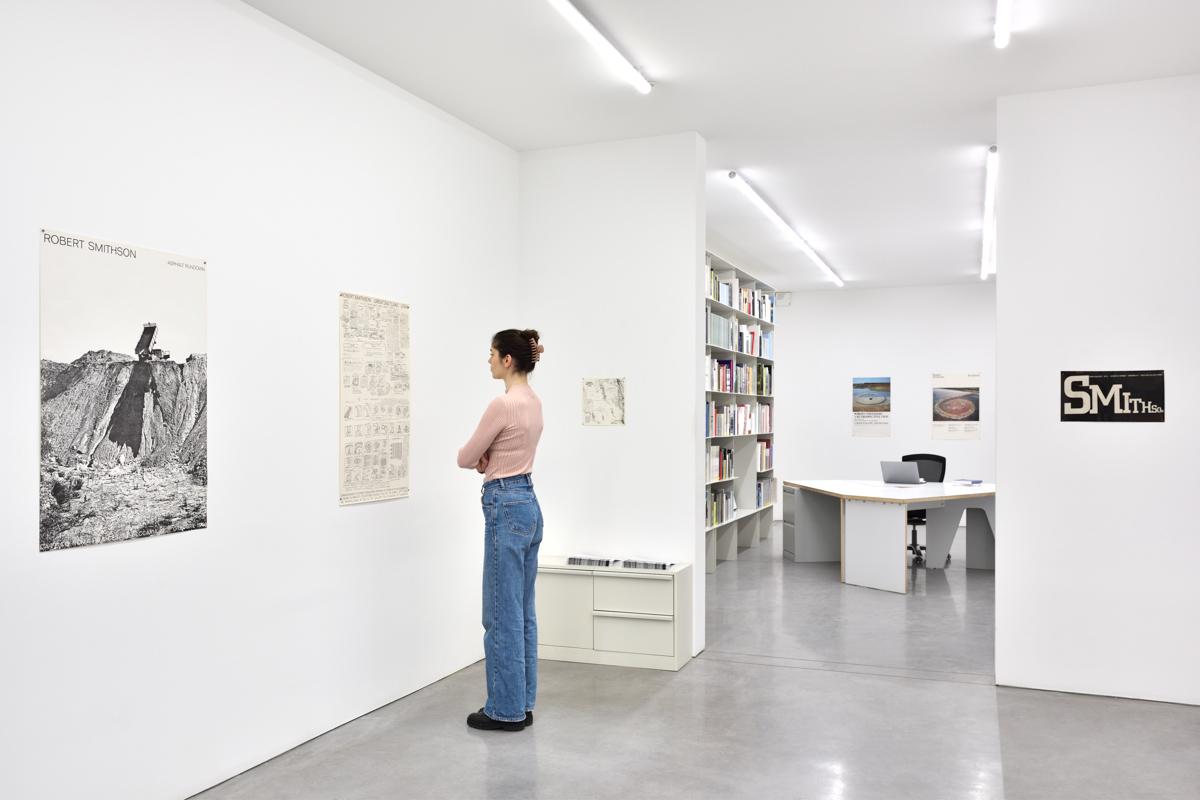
536,571,593,649
782,485,796,524
593,574,673,616
593,612,674,657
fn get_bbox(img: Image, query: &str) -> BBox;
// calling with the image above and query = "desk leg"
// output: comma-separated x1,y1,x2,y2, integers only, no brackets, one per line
791,488,841,563
923,505,960,568
966,499,996,570
843,500,908,593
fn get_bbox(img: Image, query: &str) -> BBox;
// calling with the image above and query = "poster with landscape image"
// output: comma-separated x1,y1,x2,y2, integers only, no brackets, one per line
852,376,891,437
39,229,207,551
931,372,981,440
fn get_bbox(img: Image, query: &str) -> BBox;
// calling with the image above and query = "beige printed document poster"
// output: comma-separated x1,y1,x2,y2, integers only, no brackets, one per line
339,293,411,504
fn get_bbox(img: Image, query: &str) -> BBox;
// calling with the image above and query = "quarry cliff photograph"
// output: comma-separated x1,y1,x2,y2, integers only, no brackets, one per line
39,230,207,551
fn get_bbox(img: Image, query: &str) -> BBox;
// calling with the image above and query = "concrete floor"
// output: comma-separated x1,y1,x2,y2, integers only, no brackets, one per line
195,526,1200,800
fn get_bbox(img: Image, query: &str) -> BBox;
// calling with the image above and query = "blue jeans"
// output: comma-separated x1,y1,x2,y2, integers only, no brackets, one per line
481,473,543,722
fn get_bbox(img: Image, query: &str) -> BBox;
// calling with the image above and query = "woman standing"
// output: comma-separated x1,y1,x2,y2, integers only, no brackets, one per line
457,329,545,732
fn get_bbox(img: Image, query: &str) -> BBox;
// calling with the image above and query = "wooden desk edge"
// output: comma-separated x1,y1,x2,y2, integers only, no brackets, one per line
783,481,996,505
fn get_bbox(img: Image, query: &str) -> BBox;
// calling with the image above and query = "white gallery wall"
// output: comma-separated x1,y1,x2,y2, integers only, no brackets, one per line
995,74,1200,705
0,1,523,798
519,133,707,652
773,283,997,497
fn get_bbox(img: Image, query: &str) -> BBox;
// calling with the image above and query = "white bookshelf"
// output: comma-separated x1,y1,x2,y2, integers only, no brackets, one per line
703,252,778,574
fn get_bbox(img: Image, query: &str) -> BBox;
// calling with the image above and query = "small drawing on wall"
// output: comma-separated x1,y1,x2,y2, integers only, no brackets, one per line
582,378,625,426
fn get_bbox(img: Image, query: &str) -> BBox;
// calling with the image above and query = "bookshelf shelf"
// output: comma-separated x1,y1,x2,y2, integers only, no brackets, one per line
706,296,776,327
703,252,779,574
706,390,760,399
703,504,776,533
705,342,774,364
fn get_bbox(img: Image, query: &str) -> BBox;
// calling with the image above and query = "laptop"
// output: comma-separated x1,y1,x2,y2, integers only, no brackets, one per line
881,461,925,485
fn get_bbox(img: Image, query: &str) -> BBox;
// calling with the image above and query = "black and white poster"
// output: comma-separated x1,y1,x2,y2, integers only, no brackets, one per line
39,229,207,551
1061,370,1165,422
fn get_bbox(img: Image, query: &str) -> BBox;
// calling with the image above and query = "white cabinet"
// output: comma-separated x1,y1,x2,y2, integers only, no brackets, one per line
537,569,595,650
593,573,673,616
535,559,693,671
594,613,674,657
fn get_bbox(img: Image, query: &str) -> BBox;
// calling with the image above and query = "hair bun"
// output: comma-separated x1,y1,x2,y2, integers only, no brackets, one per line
521,329,540,342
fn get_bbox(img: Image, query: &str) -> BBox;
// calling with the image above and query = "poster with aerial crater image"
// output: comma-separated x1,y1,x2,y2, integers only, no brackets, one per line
931,372,981,440
39,229,207,551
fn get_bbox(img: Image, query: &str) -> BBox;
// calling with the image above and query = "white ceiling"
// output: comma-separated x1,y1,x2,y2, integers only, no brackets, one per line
243,0,1200,290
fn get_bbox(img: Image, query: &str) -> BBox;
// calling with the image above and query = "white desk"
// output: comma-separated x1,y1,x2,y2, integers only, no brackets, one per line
781,480,997,593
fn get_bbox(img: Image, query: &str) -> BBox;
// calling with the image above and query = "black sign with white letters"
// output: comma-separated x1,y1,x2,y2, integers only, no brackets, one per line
1060,370,1165,422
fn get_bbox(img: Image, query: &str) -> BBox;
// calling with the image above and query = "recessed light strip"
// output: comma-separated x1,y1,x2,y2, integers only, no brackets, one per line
994,0,1013,48
980,146,999,280
546,0,652,94
728,171,844,288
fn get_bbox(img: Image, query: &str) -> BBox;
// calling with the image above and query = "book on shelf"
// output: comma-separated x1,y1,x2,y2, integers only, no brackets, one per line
567,556,676,570
759,290,775,322
707,266,733,307
739,287,776,322
737,322,763,357
756,363,773,396
735,402,755,435
706,486,737,527
707,444,734,481
757,438,774,471
618,559,675,570
568,555,615,567
706,400,735,437
757,403,772,434
707,356,735,393
706,307,735,350
755,477,776,508
735,362,755,394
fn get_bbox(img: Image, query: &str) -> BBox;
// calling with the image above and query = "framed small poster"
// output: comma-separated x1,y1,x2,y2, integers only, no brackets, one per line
1061,370,1165,422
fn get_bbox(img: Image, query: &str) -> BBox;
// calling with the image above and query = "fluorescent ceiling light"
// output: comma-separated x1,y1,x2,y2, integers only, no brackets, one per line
980,146,998,280
546,0,652,94
728,171,844,288
994,0,1013,48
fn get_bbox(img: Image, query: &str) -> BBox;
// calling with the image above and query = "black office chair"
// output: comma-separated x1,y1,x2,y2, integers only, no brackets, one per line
902,453,947,567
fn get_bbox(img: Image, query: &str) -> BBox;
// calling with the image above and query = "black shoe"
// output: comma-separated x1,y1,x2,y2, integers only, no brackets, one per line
524,710,533,727
467,708,525,732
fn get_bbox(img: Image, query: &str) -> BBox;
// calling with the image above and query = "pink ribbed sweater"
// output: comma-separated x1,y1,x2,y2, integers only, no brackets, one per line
457,384,543,481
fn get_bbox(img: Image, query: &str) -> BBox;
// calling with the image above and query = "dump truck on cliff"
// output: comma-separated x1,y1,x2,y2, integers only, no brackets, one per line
135,323,171,361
